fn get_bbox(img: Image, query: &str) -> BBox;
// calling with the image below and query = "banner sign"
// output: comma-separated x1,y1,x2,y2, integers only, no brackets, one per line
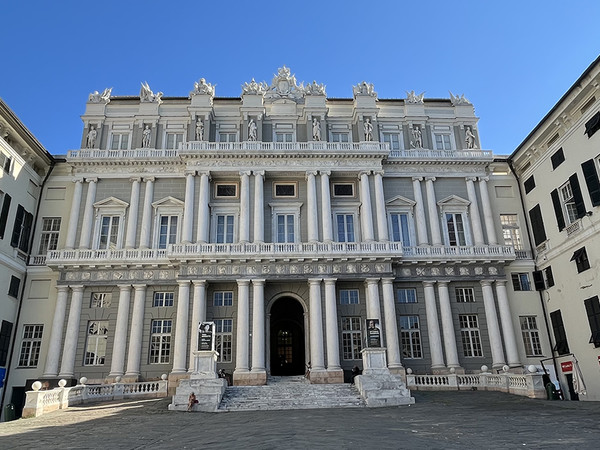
198,322,214,351
366,318,381,348
560,361,573,373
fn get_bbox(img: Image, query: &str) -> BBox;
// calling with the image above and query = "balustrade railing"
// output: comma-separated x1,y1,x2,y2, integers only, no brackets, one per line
388,148,492,160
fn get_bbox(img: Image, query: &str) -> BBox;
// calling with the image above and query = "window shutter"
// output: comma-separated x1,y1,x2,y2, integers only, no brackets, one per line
581,159,600,206
0,193,11,239
10,205,24,247
511,273,521,291
20,211,33,252
551,148,565,169
550,189,565,231
524,175,535,194
528,204,547,245
532,270,545,291
569,174,586,218
545,266,555,287
0,320,13,366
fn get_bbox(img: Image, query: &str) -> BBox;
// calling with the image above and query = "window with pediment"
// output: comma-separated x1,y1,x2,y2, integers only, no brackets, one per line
386,196,416,246
152,197,184,249
93,197,128,250
437,195,472,246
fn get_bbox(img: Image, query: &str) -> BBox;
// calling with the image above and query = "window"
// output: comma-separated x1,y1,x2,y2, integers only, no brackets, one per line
0,153,12,173
342,317,362,360
165,132,184,150
213,291,233,307
336,214,355,242
455,288,475,302
11,204,33,252
93,197,128,250
149,319,172,364
434,133,452,150
520,316,543,356
559,181,578,224
551,175,586,230
331,132,349,143
84,321,108,365
215,184,238,198
110,133,129,150
0,192,11,239
273,183,296,198
333,183,355,197
551,148,565,169
550,310,569,355
158,215,178,249
383,133,401,150
544,266,555,288
445,213,466,246
570,247,590,273
511,273,531,291
340,289,359,305
524,175,536,194
528,204,547,246
8,276,21,298
214,319,233,363
91,293,111,308
98,215,120,249
38,217,61,254
0,320,13,366
581,158,600,207
153,292,174,307
276,214,295,243
500,214,522,250
389,213,412,246
275,132,293,143
459,315,483,357
218,132,237,143
399,316,422,359
216,214,235,243
18,325,43,367
397,288,417,303
584,111,600,138
584,296,600,347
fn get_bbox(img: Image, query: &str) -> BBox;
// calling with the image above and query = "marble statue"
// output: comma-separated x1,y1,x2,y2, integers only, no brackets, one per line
364,118,373,141
305,80,326,96
241,78,267,95
312,118,321,141
140,82,162,103
411,126,423,148
406,90,425,104
449,91,471,106
465,126,476,149
353,81,376,98
86,126,97,149
89,87,112,103
248,119,257,141
195,119,204,141
142,125,151,148
190,78,215,97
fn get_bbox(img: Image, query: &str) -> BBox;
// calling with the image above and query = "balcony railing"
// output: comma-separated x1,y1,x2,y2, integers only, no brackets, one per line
67,148,179,160
46,248,169,266
179,141,388,153
388,148,492,160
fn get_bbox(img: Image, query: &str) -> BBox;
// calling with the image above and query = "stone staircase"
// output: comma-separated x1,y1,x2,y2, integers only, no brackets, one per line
217,376,366,411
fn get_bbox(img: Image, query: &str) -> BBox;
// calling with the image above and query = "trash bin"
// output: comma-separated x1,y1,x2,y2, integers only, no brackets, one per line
4,403,16,422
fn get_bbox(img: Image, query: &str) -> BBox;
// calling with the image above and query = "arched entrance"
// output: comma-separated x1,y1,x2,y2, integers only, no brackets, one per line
269,297,305,376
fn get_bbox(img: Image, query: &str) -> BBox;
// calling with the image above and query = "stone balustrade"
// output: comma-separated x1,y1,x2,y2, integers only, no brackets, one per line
388,148,492,160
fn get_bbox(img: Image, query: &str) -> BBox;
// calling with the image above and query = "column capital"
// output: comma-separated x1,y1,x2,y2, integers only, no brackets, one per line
86,177,98,183
422,281,435,288
436,280,450,287
253,170,265,177
192,279,207,287
364,277,381,285
239,170,252,177
373,170,385,177
117,284,132,291
494,279,508,287
308,278,323,285
185,169,197,177
323,278,337,285
425,176,436,182
251,278,266,286
479,280,494,288
73,177,84,184
305,170,318,179
478,176,490,182
56,285,70,293
129,177,142,183
198,171,211,179
412,176,423,182
236,279,251,286
177,280,192,287
132,284,147,291
319,170,331,177
465,176,478,182
69,285,84,293
143,176,155,183
381,277,395,285
358,170,372,179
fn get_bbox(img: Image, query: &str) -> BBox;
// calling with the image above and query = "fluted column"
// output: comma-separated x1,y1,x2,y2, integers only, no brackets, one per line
324,278,341,371
425,177,442,245
58,285,84,377
373,171,389,242
437,281,460,369
182,171,196,243
308,278,325,371
65,179,83,249
108,285,132,377
359,171,375,242
479,177,498,245
189,280,207,372
234,280,250,374
306,171,319,242
125,178,141,248
139,177,155,248
382,278,402,368
124,284,147,378
466,177,484,245
423,281,445,370
239,171,251,243
196,172,210,243
78,178,98,249
251,279,266,373
43,286,70,377
253,171,265,243
412,177,428,245
495,280,521,367
320,171,333,242
172,280,191,374
481,280,506,369
365,278,383,339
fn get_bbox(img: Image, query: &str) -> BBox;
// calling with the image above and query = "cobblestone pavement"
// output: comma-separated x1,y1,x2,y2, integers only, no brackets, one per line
1,391,599,449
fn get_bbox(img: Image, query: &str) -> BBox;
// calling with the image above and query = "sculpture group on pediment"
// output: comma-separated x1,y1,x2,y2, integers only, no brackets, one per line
305,80,326,96
363,118,373,141
449,91,471,106
140,82,162,103
465,126,477,149
195,119,204,141
88,87,112,104
190,78,215,97
406,90,425,104
353,81,376,98
241,78,267,95
86,126,97,149
411,125,423,148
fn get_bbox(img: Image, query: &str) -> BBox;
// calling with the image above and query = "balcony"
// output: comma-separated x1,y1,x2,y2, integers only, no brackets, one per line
46,248,169,267
388,148,493,162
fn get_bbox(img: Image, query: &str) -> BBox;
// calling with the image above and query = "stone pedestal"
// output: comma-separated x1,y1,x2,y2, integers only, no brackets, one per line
190,351,219,379
308,368,344,384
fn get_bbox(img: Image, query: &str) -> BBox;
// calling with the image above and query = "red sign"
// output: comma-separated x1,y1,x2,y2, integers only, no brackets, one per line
598,356,600,366
561,361,573,373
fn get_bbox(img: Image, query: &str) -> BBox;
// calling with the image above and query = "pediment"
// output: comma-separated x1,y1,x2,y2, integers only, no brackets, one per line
386,195,416,207
93,196,129,209
152,196,185,209
437,195,470,207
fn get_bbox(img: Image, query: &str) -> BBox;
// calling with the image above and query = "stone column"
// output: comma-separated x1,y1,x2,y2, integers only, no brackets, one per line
412,177,428,245
234,280,251,377
373,171,389,242
43,286,70,377
251,279,266,378
324,278,341,373
58,285,84,378
306,171,319,243
239,171,251,243
480,280,506,369
359,171,375,242
188,280,207,372
65,179,83,249
124,284,147,378
466,177,484,245
479,177,498,245
308,278,325,371
381,278,402,369
425,177,442,245
253,171,265,243
196,172,210,243
365,278,383,336
108,285,132,377
139,177,155,248
437,281,460,369
320,171,333,242
125,178,141,248
423,281,445,370
78,178,98,249
182,171,196,243
171,280,191,374
495,280,521,367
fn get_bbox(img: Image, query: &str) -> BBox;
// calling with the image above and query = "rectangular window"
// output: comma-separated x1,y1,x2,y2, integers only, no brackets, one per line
0,192,11,239
584,111,600,138
18,325,43,367
8,276,21,298
434,133,452,150
84,321,108,365
459,315,483,357
110,133,129,150
390,213,411,245
215,184,238,198
336,214,355,242
340,289,359,305
331,132,349,143
500,214,522,250
276,214,295,243
91,293,111,308
399,315,422,359
333,183,354,197
153,292,174,307
520,316,543,356
218,132,237,143
584,296,600,347
383,133,401,150
98,215,120,249
581,158,600,207
213,291,233,307
445,213,466,246
397,288,417,303
528,204,547,246
275,132,293,143
550,310,569,355
11,205,33,252
158,215,178,249
571,247,590,273
455,288,475,303
273,183,296,198
559,181,579,224
524,175,536,194
551,148,565,169
342,317,362,360
149,319,172,364
0,320,13,366
544,266,555,288
214,319,233,363
165,133,184,149
38,217,61,254
511,273,531,291
0,153,12,173
216,215,234,243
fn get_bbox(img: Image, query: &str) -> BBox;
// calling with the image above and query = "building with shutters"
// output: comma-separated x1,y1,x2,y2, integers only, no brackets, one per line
509,55,600,401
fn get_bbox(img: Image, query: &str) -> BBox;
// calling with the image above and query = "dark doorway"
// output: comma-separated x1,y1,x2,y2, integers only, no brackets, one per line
565,373,580,401
270,297,305,376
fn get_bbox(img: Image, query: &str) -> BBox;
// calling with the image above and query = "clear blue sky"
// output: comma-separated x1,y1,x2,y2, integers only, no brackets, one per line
1,0,599,156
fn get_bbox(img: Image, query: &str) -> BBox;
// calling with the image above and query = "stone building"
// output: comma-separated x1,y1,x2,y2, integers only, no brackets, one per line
4,68,549,414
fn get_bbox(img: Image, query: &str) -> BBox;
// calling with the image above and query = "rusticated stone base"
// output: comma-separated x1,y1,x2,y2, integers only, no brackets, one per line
308,369,343,384
233,370,267,386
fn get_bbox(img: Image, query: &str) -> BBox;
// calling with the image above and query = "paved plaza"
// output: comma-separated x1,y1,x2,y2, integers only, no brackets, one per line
1,391,599,449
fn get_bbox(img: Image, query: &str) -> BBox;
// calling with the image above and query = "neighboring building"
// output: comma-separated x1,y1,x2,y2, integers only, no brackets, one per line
0,99,54,411
4,68,548,416
510,56,600,401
